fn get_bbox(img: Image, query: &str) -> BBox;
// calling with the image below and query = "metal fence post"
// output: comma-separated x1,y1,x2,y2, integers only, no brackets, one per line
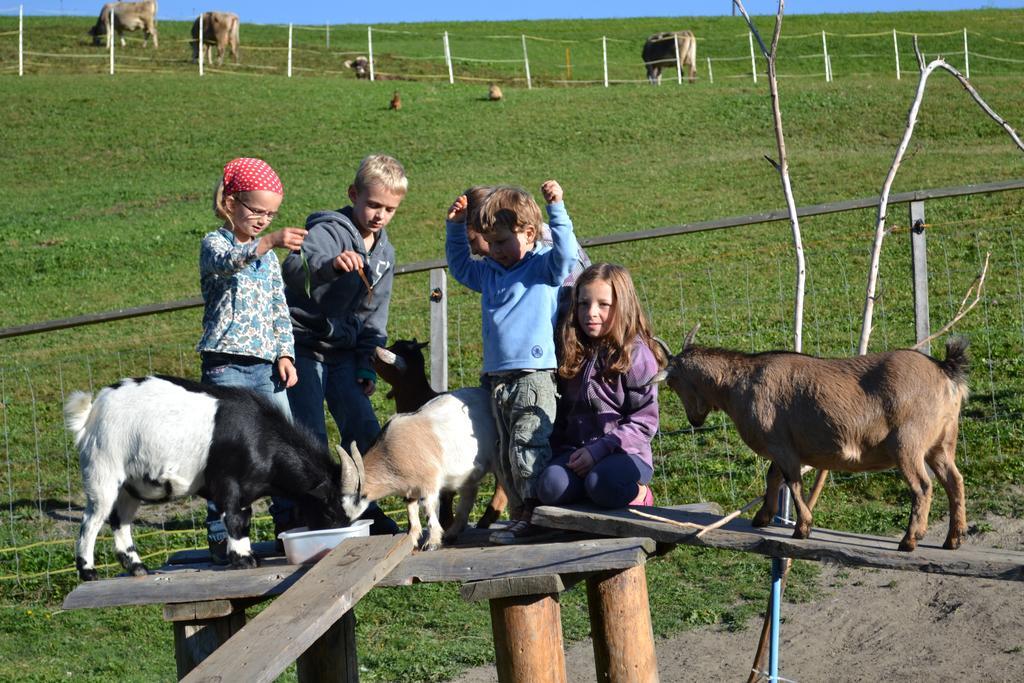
429,268,448,393
910,200,930,354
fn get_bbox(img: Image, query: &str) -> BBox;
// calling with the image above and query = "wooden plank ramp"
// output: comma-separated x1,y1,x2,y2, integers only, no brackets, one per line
180,533,414,683
531,504,1024,582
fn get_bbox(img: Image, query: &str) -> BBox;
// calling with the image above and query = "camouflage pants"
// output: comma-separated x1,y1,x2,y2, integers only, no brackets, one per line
489,370,558,510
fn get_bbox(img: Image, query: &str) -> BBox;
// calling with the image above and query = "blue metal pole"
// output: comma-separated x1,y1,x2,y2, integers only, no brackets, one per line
769,556,783,682
768,485,791,682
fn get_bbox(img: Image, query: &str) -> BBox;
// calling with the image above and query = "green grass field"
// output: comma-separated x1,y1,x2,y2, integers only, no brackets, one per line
1,7,1023,682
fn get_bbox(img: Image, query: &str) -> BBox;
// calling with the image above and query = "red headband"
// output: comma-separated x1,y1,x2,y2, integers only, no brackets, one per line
222,157,283,196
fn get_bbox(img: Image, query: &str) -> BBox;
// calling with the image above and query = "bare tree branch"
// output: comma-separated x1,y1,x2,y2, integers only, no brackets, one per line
911,252,990,351
857,37,1024,355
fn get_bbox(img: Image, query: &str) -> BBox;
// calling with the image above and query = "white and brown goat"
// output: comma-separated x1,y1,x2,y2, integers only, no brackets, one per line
372,340,507,529
652,328,969,551
337,385,498,550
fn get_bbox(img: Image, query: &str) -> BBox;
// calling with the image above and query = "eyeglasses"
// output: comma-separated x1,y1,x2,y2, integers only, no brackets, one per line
235,198,279,222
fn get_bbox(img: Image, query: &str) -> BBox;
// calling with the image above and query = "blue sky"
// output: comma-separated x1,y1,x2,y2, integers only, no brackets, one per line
14,1,1023,24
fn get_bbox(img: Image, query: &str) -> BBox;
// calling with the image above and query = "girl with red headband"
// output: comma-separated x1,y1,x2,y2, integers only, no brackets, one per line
196,157,308,562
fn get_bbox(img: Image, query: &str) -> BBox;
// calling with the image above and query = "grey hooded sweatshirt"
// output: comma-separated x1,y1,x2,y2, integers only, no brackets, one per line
281,207,394,376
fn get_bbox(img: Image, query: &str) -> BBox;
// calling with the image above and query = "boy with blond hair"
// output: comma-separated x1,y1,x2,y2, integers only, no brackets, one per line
282,153,408,535
446,180,580,543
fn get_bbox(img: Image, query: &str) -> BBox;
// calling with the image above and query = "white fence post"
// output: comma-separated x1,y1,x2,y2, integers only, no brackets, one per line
893,28,900,80
18,4,23,77
674,34,683,85
821,30,831,82
522,34,532,89
429,268,448,393
749,31,756,84
707,56,713,84
602,36,608,88
287,23,293,77
443,31,454,84
198,13,204,76
368,26,375,81
326,24,330,50
108,6,114,75
963,28,970,79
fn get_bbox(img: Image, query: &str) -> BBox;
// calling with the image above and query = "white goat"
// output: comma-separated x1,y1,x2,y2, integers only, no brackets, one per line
652,328,969,551
336,386,497,550
65,375,349,580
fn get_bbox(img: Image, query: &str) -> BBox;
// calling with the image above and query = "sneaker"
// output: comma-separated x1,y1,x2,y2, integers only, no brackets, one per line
488,519,559,545
208,538,229,566
629,484,654,507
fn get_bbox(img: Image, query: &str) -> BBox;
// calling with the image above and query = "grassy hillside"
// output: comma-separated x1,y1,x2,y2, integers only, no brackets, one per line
1,8,1023,682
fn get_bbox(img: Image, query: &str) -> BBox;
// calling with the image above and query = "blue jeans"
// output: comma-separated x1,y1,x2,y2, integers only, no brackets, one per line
287,352,399,535
287,353,381,454
537,451,653,509
201,353,298,542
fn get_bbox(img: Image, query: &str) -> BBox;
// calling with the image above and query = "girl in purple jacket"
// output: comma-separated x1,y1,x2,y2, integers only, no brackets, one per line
538,263,668,509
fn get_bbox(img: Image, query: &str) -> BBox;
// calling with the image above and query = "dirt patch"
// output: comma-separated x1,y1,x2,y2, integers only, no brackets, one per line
449,515,1024,682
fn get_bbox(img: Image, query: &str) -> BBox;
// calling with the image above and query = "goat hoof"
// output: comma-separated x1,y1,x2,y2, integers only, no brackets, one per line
943,534,964,550
229,553,258,570
419,541,442,552
897,537,917,552
78,568,98,582
129,563,149,577
791,527,811,540
751,510,772,528
441,533,459,546
476,511,500,529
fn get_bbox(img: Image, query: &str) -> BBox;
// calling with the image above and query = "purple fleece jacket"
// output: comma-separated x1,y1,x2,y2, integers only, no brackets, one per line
551,337,661,468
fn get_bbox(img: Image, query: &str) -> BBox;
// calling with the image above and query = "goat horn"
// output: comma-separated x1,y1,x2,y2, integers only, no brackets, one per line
682,323,700,351
349,441,366,491
375,346,407,372
336,444,360,496
653,335,673,358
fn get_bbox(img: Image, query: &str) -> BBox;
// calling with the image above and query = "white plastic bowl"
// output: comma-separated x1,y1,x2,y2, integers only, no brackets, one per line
277,519,373,564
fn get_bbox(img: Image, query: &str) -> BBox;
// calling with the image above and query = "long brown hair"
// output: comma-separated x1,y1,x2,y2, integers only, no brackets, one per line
558,263,667,379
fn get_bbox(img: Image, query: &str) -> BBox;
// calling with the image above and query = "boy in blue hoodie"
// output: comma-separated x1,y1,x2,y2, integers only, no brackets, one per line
281,153,407,535
446,180,580,544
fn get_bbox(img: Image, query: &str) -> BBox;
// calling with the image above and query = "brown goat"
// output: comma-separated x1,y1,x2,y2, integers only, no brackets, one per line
372,340,507,529
652,327,969,551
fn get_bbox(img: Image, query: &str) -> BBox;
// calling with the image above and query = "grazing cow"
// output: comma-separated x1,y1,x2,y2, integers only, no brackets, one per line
191,11,240,66
642,30,696,84
89,1,158,49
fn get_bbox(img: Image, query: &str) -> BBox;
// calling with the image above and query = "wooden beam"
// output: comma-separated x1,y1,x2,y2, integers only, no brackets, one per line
531,505,1024,582
62,537,656,611
172,610,246,679
461,574,565,602
181,534,414,683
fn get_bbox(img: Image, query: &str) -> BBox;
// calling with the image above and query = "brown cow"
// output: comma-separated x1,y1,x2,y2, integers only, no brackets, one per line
642,30,696,84
88,1,158,49
191,11,240,66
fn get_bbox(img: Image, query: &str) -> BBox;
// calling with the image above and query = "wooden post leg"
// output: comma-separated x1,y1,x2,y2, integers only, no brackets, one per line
489,593,567,683
296,609,358,683
165,601,246,680
586,565,658,683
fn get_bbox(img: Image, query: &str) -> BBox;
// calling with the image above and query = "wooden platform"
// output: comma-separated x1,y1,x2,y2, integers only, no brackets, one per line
62,534,656,610
532,504,1024,582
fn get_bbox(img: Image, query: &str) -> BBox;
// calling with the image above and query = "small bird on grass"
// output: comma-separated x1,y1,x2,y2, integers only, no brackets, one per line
389,90,402,110
488,83,503,101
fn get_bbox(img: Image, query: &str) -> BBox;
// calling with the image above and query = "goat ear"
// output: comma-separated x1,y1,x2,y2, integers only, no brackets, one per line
416,341,429,350
682,323,700,351
375,346,407,372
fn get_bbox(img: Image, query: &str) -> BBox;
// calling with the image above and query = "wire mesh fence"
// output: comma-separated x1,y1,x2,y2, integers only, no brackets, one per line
1,183,1022,601
1,9,1023,82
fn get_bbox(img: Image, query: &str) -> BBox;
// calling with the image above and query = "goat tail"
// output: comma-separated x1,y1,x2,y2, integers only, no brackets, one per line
940,337,970,399
63,391,94,439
